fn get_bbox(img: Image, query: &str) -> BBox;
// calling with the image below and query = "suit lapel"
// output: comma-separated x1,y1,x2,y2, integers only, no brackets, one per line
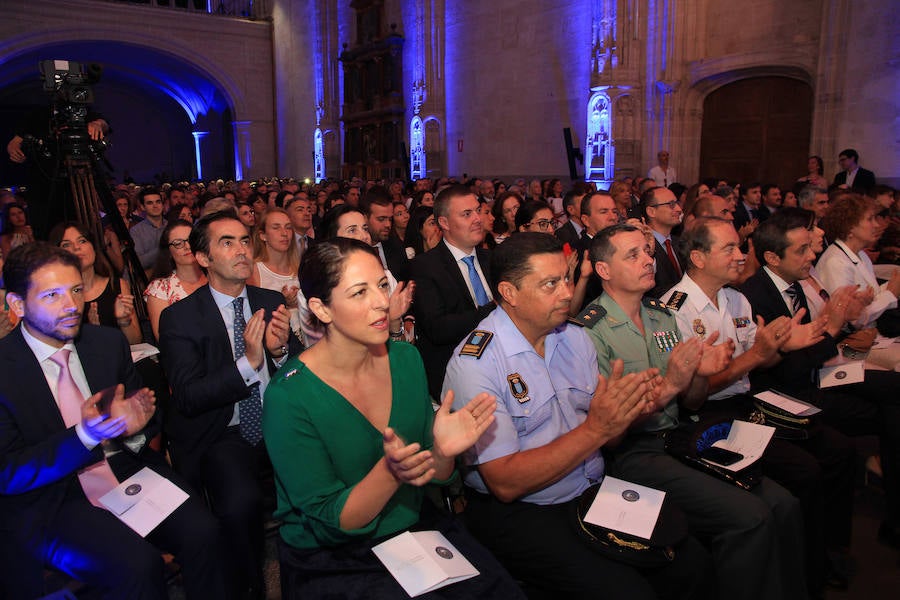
197,285,233,348
438,243,476,308
4,329,67,432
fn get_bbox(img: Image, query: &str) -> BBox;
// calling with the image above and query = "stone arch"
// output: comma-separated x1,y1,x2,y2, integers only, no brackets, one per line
678,63,816,184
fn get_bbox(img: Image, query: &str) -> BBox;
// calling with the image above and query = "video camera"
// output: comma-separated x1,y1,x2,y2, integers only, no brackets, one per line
29,60,107,163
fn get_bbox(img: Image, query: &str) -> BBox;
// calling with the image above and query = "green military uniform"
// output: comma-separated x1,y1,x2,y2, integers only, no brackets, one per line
579,294,682,432
575,292,806,600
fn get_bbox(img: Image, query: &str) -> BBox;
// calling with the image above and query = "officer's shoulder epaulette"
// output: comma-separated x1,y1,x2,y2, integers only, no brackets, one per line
643,297,672,315
571,303,606,328
664,291,687,311
459,330,493,358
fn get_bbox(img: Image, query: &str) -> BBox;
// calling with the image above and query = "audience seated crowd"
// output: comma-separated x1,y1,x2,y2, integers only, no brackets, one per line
1,155,899,599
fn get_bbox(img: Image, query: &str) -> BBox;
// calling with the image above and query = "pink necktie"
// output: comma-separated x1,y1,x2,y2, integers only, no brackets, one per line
49,348,120,507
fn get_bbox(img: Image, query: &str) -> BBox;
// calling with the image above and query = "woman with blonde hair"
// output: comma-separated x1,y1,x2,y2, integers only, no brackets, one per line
248,207,303,340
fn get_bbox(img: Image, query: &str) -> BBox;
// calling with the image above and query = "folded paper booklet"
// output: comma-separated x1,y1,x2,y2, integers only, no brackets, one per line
705,420,775,472
130,343,160,363
582,476,665,540
818,354,865,388
372,530,479,597
99,467,188,537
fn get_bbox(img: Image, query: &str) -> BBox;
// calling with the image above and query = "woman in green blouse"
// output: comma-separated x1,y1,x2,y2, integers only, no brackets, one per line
263,238,524,599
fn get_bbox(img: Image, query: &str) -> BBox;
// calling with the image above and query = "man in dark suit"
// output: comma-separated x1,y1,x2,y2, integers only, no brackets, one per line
641,185,684,298
834,148,876,193
554,189,585,248
362,186,411,282
0,243,226,599
732,182,762,232
756,184,783,222
159,210,301,599
411,184,495,399
741,213,900,550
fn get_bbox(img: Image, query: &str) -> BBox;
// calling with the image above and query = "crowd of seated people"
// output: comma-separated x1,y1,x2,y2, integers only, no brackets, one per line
0,159,899,599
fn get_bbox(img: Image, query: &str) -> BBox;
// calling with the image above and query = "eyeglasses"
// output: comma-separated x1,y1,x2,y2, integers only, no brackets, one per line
527,219,554,231
650,200,680,209
169,239,190,249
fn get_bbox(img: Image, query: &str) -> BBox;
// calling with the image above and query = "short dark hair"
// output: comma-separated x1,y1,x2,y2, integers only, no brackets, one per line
740,182,761,198
639,186,663,219
298,238,378,328
753,210,812,264
838,148,859,162
678,217,732,272
189,209,241,258
140,186,162,204
434,184,473,220
761,183,780,197
489,232,562,302
580,191,613,218
360,185,393,217
319,204,366,240
562,189,579,212
3,242,81,298
589,223,639,264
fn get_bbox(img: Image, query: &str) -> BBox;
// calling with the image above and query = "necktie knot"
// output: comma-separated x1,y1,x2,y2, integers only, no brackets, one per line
49,348,72,370
785,282,803,315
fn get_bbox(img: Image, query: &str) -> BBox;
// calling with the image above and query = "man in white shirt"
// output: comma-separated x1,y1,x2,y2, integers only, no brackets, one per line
647,150,677,188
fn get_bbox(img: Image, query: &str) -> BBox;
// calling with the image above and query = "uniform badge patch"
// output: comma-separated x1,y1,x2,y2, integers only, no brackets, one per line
459,330,493,358
692,318,706,338
653,330,679,352
573,303,606,328
666,291,687,311
733,317,750,328
643,297,671,315
507,373,530,403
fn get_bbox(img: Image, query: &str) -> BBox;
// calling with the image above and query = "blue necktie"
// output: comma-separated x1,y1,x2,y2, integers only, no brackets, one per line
232,297,263,446
462,256,490,307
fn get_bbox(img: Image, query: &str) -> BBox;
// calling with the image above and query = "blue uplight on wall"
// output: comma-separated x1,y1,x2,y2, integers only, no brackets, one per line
314,128,325,183
410,116,425,180
585,90,613,184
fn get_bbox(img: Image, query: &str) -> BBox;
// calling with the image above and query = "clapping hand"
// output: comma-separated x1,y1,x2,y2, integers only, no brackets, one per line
584,360,656,444
383,428,435,487
782,309,827,351
111,386,157,436
432,390,496,460
389,280,415,322
264,304,292,357
696,331,735,376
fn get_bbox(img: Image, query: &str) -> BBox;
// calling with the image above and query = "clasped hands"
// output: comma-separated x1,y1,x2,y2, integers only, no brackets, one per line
81,384,156,441
382,390,496,486
243,304,292,369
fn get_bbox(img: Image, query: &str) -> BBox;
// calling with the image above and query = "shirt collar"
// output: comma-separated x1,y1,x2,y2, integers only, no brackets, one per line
763,266,793,294
21,323,76,363
209,284,249,311
677,273,720,314
651,230,670,248
444,239,476,261
833,239,860,265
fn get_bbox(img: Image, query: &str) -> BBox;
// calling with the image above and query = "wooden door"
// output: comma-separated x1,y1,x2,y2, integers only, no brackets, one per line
700,77,813,188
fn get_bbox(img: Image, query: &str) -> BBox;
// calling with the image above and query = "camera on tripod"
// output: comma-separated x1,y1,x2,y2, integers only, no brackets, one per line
29,60,108,162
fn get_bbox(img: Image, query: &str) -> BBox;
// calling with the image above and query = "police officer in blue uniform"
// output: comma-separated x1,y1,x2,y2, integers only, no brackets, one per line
444,232,712,600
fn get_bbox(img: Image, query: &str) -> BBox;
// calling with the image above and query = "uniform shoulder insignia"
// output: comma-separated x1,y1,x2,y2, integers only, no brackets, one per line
643,297,671,315
459,330,493,358
572,303,606,328
664,291,687,311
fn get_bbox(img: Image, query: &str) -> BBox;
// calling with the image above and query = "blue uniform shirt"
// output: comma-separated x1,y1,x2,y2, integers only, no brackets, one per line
443,307,604,505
